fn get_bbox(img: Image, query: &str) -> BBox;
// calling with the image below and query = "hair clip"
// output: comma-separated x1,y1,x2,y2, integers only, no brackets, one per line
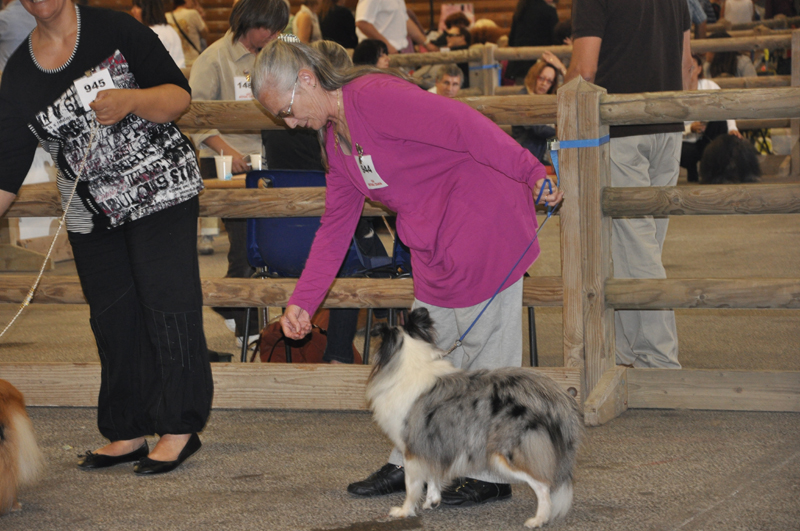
279,34,300,43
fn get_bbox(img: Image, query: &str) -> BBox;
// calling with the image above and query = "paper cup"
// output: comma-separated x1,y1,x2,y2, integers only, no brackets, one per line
214,155,233,181
249,153,262,170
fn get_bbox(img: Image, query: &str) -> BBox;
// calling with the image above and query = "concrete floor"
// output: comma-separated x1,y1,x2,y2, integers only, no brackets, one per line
0,173,798,530
1,408,798,531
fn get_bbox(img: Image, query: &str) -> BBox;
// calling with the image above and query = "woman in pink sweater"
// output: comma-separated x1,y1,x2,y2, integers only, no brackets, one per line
253,38,562,505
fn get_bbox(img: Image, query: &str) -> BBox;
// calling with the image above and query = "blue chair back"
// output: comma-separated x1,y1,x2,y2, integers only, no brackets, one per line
246,170,326,277
245,169,396,278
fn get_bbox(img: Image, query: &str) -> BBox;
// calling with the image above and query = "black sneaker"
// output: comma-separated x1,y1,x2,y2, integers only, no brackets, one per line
440,478,512,506
347,463,405,496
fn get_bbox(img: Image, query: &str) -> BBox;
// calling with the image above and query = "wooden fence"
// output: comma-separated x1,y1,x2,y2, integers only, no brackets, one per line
1,59,799,424
401,31,800,176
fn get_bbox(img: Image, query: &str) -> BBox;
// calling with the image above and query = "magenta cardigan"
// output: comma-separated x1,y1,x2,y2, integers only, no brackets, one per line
287,74,548,315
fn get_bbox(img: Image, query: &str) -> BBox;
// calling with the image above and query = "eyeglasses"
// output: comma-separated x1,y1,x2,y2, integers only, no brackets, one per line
278,77,298,119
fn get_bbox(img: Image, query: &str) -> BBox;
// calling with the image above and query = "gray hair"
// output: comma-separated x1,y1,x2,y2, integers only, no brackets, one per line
253,39,408,168
310,40,353,71
436,63,464,83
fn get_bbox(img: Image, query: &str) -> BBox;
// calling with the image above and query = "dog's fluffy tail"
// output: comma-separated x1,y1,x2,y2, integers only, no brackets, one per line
0,404,44,515
550,480,573,520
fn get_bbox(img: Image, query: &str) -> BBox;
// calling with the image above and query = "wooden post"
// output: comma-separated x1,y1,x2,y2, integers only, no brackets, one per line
481,43,498,97
468,44,484,94
558,77,623,422
791,30,799,177
556,78,585,373
576,80,615,397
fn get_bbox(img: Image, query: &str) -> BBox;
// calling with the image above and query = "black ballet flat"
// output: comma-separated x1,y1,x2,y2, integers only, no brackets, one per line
133,433,201,476
78,441,149,470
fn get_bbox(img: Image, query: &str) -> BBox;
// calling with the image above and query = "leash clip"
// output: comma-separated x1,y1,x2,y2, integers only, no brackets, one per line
547,138,560,152
444,339,462,357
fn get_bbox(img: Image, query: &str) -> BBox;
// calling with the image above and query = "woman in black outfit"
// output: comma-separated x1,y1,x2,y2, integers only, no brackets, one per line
0,0,212,475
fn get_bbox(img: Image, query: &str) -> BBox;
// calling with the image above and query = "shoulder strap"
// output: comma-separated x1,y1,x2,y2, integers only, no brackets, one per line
170,12,201,54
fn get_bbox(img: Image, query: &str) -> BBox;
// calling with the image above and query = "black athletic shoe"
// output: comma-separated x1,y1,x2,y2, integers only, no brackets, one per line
440,478,512,506
347,463,406,496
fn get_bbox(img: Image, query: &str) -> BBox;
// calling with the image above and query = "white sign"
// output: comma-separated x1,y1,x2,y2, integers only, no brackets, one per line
357,154,388,190
73,68,115,111
234,75,253,101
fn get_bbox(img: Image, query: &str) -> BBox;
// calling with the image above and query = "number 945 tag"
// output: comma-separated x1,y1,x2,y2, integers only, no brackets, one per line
73,68,115,111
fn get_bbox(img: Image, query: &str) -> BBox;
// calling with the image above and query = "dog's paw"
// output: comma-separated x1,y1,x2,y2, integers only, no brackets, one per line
422,494,441,510
524,515,548,528
422,499,439,510
389,506,415,518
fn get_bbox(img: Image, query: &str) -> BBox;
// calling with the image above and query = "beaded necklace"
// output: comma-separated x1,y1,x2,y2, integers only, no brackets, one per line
29,3,81,74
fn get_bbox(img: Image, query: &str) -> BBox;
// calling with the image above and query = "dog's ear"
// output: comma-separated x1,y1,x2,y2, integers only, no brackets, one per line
404,307,437,345
371,323,403,373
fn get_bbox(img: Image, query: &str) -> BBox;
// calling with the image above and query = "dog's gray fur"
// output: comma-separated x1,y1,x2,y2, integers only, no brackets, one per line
366,308,582,528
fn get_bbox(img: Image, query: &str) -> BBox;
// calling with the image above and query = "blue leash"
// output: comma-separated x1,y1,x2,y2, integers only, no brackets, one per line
443,135,610,357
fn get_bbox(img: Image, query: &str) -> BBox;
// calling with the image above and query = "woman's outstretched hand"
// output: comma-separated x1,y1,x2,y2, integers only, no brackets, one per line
281,304,312,340
533,178,564,206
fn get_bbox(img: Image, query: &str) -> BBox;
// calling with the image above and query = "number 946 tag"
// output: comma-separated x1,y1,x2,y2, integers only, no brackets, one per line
73,68,115,111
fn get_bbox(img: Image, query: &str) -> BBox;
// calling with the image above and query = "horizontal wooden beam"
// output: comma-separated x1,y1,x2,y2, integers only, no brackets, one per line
627,369,800,412
388,47,478,67
713,75,790,89
0,275,564,308
737,118,790,129
388,33,795,68
176,87,800,131
0,362,583,410
599,87,800,126
177,100,285,131
602,183,800,217
689,34,792,54
5,184,392,219
461,76,790,98
7,182,555,219
708,16,800,32
605,278,800,310
458,94,557,126
494,44,572,62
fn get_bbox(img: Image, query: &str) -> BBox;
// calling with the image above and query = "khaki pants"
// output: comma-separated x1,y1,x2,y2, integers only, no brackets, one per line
610,133,681,369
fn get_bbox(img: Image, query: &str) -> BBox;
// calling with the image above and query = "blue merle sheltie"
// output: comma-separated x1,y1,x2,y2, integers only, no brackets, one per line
366,308,582,528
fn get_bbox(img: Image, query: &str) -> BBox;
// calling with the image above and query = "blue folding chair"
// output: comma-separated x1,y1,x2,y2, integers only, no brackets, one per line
242,169,393,362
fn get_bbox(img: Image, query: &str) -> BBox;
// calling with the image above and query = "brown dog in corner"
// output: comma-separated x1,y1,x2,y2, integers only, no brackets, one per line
0,379,43,515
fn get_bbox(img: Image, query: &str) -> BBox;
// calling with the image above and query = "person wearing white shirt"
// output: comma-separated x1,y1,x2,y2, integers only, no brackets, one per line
722,0,754,24
355,0,433,54
131,0,186,69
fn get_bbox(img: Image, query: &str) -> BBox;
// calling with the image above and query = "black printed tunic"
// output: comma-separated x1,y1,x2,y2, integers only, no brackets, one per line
0,4,202,233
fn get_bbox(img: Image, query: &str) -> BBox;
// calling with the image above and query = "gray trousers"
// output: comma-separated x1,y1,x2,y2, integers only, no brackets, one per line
388,277,523,482
610,133,681,368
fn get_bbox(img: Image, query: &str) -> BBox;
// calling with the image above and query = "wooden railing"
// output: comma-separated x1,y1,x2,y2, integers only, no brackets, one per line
555,78,800,425
2,80,799,417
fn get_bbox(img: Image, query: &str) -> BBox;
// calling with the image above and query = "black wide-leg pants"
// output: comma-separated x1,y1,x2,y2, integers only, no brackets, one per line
69,197,213,441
